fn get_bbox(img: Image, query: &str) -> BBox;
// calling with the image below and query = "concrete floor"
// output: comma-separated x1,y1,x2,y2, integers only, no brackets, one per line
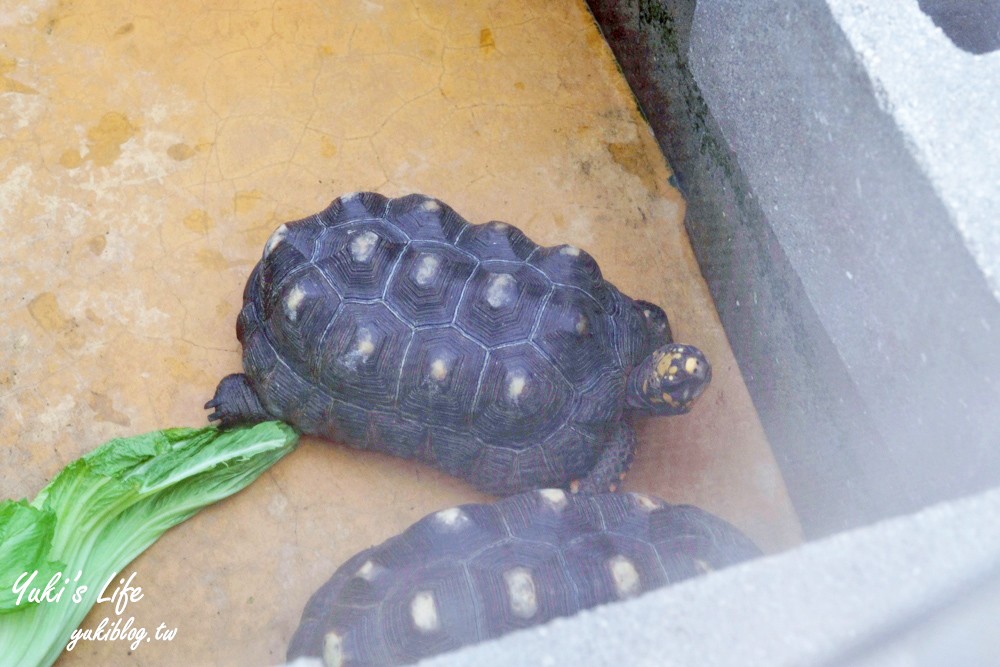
0,0,800,664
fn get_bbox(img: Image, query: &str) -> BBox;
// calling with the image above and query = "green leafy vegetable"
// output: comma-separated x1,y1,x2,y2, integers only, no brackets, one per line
0,422,298,667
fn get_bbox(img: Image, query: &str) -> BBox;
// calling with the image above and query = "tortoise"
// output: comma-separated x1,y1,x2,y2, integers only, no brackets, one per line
286,490,759,666
206,192,712,494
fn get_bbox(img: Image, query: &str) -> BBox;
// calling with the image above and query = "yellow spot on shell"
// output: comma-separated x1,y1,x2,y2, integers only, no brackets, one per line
414,254,441,286
285,285,306,321
694,559,714,574
430,358,448,381
263,224,288,257
608,555,641,598
538,488,568,508
355,560,377,581
504,567,537,619
507,373,526,400
634,494,660,511
560,245,581,257
434,507,468,527
410,591,440,633
486,273,516,308
350,231,379,262
685,356,699,374
357,336,375,356
324,632,344,667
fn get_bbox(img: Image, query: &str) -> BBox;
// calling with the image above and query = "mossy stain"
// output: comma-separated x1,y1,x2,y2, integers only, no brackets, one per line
183,209,213,234
167,143,196,161
86,112,137,167
479,28,495,53
27,293,70,332
59,148,84,169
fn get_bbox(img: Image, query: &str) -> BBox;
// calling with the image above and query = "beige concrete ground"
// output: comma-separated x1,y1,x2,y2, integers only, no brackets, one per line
0,0,801,664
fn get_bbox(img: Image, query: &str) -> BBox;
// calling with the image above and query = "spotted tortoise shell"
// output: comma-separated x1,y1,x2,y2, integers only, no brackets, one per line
287,490,759,666
207,192,711,494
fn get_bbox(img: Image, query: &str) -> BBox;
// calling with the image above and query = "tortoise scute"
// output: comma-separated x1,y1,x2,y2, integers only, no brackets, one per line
651,504,763,565
528,244,604,289
533,287,617,387
454,264,549,347
241,328,279,398
381,562,478,663
259,359,314,421
288,492,759,666
314,223,407,301
384,244,476,326
316,303,411,410
385,193,470,242
607,290,659,367
468,541,572,628
561,533,667,605
235,300,256,345
472,345,572,450
259,241,309,307
455,220,538,262
267,268,342,370
537,427,600,488
318,192,391,228
397,328,485,425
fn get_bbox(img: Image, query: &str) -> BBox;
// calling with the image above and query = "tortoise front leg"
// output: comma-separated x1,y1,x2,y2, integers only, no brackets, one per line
571,422,636,494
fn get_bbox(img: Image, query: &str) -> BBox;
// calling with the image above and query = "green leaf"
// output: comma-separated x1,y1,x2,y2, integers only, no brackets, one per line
0,501,63,614
0,422,298,667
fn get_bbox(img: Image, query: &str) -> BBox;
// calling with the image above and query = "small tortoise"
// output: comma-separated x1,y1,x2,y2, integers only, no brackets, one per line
207,192,711,494
286,490,759,666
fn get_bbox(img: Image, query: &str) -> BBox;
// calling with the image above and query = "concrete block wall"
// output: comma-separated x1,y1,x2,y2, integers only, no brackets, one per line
586,0,1000,537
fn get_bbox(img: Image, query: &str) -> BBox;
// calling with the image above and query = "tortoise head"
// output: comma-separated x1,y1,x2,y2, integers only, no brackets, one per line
626,343,711,416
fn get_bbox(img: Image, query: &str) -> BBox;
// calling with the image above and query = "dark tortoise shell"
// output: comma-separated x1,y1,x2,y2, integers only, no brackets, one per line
208,193,711,494
287,490,759,666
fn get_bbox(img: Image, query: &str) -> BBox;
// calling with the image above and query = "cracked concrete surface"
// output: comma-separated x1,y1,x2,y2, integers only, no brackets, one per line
1,0,800,664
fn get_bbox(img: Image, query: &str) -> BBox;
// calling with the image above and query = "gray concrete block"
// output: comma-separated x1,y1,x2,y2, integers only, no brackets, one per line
587,0,1000,536
824,0,1000,297
917,0,1000,55
418,485,1000,667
